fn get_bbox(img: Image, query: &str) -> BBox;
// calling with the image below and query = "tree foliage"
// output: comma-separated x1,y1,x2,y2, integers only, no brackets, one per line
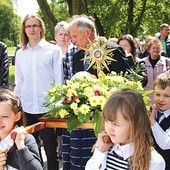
36,0,170,40
85,0,170,39
0,0,21,46
37,0,69,40
2,0,170,46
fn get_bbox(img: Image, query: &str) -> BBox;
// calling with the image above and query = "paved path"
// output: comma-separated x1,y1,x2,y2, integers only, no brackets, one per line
41,147,63,170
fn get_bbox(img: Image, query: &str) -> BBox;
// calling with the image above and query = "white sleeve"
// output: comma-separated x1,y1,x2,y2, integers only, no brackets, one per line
150,150,165,170
151,122,170,150
14,51,24,98
85,148,107,170
52,47,64,85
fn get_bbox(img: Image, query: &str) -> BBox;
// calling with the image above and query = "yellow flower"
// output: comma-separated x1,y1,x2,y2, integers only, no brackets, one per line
70,102,78,111
113,75,125,83
67,89,77,98
89,96,100,107
72,82,80,89
98,96,107,110
58,109,69,118
84,87,94,97
93,84,103,91
79,104,90,115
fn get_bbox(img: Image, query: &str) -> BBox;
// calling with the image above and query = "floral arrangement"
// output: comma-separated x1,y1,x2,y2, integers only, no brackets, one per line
44,71,151,136
44,38,152,136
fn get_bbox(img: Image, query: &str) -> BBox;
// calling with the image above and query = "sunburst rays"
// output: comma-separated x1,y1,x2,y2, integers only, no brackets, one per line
82,38,116,76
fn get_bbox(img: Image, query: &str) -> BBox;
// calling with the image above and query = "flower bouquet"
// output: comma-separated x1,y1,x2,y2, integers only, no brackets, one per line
44,71,151,136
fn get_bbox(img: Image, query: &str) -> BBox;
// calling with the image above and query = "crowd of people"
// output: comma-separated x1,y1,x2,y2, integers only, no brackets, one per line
0,13,170,170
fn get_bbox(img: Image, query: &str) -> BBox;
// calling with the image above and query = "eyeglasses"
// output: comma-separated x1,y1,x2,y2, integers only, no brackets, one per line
25,24,41,29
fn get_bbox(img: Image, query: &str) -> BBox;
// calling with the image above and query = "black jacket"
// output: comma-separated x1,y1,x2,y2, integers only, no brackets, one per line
0,41,9,88
7,134,43,170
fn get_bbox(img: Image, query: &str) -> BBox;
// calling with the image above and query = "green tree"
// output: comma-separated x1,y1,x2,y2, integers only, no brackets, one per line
66,0,88,16
37,0,69,40
0,0,21,46
86,0,170,39
36,0,170,40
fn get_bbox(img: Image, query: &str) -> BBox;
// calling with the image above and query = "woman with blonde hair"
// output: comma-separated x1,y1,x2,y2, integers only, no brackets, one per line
54,21,73,55
141,38,170,104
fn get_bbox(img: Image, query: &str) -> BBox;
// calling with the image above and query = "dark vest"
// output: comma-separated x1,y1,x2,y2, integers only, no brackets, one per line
106,150,129,170
154,115,170,170
72,49,85,75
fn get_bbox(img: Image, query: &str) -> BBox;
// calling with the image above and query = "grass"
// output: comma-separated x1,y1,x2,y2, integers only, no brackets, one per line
7,47,16,57
7,47,16,90
9,65,15,90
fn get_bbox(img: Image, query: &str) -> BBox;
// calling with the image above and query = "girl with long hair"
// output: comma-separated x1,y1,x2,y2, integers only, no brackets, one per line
86,89,165,170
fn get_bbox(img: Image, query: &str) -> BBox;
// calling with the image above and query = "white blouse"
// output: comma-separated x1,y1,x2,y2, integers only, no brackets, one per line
151,109,170,150
85,143,165,170
0,134,17,170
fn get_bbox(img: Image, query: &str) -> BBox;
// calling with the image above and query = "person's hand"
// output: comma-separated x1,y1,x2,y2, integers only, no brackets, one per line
0,149,8,170
148,104,157,126
11,126,27,149
96,131,113,153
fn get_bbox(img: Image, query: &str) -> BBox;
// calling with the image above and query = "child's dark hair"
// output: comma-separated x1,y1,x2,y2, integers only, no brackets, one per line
0,88,26,126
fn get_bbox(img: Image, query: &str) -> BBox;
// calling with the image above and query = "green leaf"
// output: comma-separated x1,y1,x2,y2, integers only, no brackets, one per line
92,110,102,136
67,114,81,132
142,89,154,96
78,113,90,123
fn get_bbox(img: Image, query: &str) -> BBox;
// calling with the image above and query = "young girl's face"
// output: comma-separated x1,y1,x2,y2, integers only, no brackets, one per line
0,101,21,140
154,85,170,111
104,109,130,145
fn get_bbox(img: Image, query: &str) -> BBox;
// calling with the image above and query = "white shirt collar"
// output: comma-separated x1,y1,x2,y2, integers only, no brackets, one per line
0,133,14,150
26,39,47,49
111,143,134,160
163,109,170,118
0,125,18,150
